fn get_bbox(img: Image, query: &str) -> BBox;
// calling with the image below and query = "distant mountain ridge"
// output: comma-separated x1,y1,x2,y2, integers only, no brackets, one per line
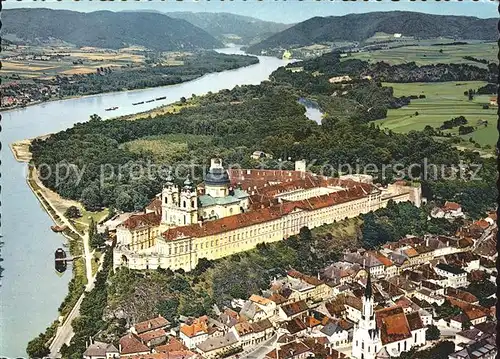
2,8,224,50
165,12,292,45
247,11,498,53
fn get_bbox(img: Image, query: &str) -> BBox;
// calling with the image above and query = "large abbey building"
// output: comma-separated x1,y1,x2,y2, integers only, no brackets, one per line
113,159,422,272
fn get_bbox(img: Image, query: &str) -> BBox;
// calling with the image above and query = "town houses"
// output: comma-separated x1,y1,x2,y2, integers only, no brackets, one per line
88,207,496,359
112,159,422,271
85,159,497,359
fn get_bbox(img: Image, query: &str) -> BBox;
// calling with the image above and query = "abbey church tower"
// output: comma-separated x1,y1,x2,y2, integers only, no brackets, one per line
161,172,198,228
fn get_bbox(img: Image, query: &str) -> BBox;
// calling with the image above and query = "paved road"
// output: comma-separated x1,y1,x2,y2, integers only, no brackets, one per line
48,248,104,358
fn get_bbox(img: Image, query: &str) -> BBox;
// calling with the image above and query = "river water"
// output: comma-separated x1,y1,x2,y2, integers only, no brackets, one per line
0,47,289,358
298,97,324,125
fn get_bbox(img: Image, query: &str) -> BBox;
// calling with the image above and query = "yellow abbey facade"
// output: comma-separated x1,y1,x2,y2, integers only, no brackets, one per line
113,160,422,272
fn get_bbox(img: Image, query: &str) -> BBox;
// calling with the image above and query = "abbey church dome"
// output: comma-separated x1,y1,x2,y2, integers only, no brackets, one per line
205,158,230,186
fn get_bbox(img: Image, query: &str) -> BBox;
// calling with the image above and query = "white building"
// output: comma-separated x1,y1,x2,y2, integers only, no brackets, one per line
434,263,468,288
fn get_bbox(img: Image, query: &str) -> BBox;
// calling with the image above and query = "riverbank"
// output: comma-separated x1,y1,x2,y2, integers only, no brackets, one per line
24,164,92,355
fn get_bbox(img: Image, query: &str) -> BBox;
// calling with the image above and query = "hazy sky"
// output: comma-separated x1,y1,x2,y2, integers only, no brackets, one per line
3,0,498,24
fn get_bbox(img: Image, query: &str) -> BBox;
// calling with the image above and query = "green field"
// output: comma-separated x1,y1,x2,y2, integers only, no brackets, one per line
347,42,497,67
374,81,497,146
121,133,212,162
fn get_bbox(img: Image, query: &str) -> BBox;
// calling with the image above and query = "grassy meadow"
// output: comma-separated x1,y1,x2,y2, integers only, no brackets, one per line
121,134,212,162
374,81,497,146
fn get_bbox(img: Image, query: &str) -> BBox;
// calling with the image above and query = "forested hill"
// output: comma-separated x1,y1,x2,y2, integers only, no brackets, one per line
2,9,224,51
247,11,497,54
166,12,292,45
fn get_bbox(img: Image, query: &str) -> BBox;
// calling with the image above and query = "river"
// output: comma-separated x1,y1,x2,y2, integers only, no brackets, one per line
0,47,289,358
298,97,324,125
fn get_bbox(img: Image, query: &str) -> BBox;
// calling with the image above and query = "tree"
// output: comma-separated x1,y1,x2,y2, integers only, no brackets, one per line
157,298,180,324
193,257,213,275
180,96,187,103
115,191,133,212
425,324,440,340
81,184,101,211
64,205,81,219
299,226,312,241
27,334,50,358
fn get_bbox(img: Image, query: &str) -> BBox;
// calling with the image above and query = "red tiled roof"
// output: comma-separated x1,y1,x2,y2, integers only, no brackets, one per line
138,329,167,343
285,317,308,334
445,288,478,303
180,317,208,338
369,252,394,267
129,351,197,359
281,300,308,317
154,338,188,353
376,306,412,345
403,247,419,258
406,311,424,331
146,198,162,214
162,184,372,240
287,269,324,286
444,201,461,211
268,293,288,305
265,341,311,359
121,212,161,231
119,334,150,355
134,315,170,334
474,220,490,230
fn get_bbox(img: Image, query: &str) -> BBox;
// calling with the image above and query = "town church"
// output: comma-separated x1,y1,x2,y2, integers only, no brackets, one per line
351,276,427,359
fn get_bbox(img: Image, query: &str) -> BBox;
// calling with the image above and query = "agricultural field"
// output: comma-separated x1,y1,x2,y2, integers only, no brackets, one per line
347,42,497,67
121,134,212,163
0,44,189,82
374,81,497,146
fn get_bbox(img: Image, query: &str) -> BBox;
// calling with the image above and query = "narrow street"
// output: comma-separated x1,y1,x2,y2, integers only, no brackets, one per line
239,334,278,359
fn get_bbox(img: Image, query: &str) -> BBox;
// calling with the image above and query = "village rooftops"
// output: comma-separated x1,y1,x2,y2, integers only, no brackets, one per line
281,300,309,317
249,294,274,306
445,288,478,303
134,315,170,334
127,351,198,359
138,329,167,343
287,269,324,286
265,340,312,359
154,337,188,353
449,335,496,359
285,317,308,334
